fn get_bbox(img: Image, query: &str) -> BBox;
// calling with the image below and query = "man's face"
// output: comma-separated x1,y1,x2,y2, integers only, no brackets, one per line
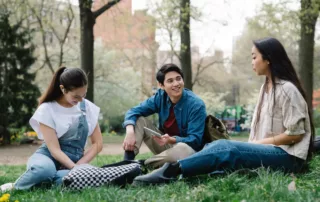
159,71,184,102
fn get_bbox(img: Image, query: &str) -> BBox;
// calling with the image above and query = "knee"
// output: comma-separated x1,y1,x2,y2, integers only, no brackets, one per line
29,161,56,179
136,117,147,126
175,143,195,155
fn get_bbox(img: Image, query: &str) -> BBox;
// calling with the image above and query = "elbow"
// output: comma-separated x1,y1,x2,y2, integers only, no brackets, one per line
291,134,304,144
96,142,103,153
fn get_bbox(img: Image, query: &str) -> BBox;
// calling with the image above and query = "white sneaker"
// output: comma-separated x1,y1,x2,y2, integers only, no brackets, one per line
0,183,14,192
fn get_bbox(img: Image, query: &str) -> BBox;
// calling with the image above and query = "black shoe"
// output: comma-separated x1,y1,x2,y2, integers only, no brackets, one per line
132,163,179,186
124,151,135,160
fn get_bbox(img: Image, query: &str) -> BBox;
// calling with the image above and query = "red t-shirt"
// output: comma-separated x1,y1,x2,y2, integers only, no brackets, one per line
163,104,180,136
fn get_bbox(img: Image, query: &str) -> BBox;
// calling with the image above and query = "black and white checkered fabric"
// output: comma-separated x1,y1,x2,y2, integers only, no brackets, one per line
62,163,141,190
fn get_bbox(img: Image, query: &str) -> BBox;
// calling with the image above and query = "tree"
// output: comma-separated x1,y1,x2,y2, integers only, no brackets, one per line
78,0,121,102
180,0,192,90
1,0,81,90
26,0,77,74
151,0,230,92
299,0,320,110
231,1,302,105
0,12,40,144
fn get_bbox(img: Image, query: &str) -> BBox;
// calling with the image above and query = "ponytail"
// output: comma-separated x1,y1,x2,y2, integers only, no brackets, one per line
39,67,66,105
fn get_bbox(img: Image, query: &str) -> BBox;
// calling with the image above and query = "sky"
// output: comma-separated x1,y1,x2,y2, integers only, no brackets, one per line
132,0,264,56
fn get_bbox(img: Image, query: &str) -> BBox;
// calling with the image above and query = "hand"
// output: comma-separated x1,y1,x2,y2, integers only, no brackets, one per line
123,126,136,151
153,134,175,146
72,164,94,171
251,140,262,144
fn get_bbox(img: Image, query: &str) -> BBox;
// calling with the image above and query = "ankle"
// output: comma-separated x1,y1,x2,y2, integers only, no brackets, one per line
124,151,135,160
163,162,181,178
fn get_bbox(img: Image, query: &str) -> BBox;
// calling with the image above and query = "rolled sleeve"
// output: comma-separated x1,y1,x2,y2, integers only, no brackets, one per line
29,103,55,140
122,120,136,128
284,119,305,135
282,89,307,136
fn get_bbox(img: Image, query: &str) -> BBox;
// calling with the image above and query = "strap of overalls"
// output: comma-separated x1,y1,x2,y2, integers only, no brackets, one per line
80,100,86,113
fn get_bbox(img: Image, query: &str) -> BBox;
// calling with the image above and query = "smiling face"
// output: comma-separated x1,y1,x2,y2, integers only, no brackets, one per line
159,71,184,103
60,85,87,106
251,45,270,76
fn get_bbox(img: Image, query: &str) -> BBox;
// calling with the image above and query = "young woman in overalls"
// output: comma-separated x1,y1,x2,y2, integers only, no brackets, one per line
1,67,103,191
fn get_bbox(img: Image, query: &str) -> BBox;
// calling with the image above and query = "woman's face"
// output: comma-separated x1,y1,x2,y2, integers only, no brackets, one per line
61,85,87,106
251,46,270,76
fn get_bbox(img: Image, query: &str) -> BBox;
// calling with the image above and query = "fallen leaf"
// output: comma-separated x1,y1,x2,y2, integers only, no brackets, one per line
288,180,296,191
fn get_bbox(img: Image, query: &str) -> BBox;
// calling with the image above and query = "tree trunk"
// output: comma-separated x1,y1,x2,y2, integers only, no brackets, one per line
79,0,95,102
299,0,319,111
79,0,121,102
179,0,192,90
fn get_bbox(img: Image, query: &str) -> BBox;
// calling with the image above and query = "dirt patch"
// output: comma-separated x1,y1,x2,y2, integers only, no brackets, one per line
0,143,149,165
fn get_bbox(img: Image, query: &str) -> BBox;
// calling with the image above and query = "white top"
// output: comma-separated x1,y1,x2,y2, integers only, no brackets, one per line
249,80,311,160
29,99,100,140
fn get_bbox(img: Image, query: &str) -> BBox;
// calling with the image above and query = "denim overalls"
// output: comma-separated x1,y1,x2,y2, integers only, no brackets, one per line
14,101,88,190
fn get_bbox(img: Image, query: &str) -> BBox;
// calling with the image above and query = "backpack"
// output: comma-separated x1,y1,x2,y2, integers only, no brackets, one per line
314,136,320,153
203,115,229,143
62,160,142,190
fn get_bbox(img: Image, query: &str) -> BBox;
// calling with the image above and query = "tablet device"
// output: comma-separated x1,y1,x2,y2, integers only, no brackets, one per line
143,127,162,138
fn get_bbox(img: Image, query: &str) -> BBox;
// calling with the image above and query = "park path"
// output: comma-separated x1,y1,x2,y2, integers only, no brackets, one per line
0,143,149,165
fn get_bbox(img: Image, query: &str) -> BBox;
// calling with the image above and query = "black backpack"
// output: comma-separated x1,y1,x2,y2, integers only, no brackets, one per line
314,136,320,153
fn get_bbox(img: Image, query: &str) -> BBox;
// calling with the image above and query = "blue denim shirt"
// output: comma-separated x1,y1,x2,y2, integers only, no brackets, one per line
123,88,206,151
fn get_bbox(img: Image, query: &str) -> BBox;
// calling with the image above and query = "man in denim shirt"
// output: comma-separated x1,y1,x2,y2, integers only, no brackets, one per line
122,64,206,168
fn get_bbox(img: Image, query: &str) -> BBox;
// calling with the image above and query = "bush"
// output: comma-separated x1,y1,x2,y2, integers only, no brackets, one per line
100,116,125,134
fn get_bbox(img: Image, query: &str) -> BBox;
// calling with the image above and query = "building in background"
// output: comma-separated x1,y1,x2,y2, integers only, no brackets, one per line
93,0,158,98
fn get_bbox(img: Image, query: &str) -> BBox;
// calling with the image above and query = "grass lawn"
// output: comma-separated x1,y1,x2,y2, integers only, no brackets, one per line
1,152,320,202
102,133,250,144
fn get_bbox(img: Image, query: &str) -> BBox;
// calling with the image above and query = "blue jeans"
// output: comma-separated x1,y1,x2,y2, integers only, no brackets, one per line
14,153,70,190
179,140,305,177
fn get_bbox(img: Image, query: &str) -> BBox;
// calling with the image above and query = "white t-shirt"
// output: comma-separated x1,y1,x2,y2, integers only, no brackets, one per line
29,99,100,140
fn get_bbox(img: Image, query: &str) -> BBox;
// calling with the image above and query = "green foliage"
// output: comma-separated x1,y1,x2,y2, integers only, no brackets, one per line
94,40,142,133
198,92,226,115
313,107,320,130
0,12,40,144
2,154,320,201
8,127,26,143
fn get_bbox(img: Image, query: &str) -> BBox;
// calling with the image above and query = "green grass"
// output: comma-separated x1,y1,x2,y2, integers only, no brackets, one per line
102,134,250,144
1,153,320,202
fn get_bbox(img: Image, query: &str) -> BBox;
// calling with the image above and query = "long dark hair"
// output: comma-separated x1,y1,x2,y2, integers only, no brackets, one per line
39,67,88,105
252,37,315,158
